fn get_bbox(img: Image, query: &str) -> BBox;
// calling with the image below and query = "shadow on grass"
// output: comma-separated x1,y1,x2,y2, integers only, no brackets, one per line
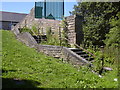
2,69,43,88
2,69,17,73
2,78,42,88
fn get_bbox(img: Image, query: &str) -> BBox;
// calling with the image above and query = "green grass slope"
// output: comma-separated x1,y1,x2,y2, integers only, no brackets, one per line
2,30,118,88
0,30,2,70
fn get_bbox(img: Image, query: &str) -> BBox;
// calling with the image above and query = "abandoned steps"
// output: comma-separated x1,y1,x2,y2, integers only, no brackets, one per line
11,7,93,67
33,35,47,43
12,31,93,66
69,48,94,62
32,36,94,63
33,36,94,63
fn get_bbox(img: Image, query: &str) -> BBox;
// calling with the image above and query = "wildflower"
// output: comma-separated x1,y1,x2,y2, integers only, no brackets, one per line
114,78,117,81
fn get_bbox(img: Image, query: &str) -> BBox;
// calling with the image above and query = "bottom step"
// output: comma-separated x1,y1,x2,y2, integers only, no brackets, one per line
84,57,94,61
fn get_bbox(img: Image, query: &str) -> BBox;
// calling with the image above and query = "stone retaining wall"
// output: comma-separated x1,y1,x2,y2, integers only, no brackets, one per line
16,32,37,48
10,6,91,66
65,15,83,46
12,8,61,36
62,47,90,66
37,45,63,58
12,7,83,47
15,31,91,66
36,44,91,66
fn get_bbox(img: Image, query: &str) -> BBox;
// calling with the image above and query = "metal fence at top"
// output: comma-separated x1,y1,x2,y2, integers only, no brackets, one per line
35,0,64,20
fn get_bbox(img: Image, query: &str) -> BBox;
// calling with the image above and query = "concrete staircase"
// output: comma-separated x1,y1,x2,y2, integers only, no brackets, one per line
69,48,94,62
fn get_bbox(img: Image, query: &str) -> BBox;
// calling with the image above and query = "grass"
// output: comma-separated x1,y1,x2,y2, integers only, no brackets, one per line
2,30,118,88
0,30,2,70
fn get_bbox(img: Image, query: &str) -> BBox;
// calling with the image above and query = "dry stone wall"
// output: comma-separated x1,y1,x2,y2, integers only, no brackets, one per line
17,32,37,48
65,15,83,47
13,31,91,66
37,45,63,58
12,8,61,35
62,47,90,66
65,16,76,47
12,8,83,47
11,7,91,67
36,44,91,66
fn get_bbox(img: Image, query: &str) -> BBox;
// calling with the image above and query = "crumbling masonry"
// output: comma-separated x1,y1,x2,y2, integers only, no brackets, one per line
12,8,83,47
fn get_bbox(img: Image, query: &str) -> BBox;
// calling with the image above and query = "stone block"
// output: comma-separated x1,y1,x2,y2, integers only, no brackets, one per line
11,28,20,36
17,32,37,48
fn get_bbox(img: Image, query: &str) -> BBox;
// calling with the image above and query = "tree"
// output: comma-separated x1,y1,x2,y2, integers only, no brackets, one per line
72,2,120,48
105,12,120,47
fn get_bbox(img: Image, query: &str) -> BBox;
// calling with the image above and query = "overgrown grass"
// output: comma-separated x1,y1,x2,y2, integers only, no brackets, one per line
2,30,118,88
0,31,1,90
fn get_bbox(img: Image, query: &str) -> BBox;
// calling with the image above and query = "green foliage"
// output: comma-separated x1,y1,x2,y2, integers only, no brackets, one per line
46,27,52,39
20,27,32,34
102,12,120,68
61,18,68,28
40,19,69,47
41,27,60,46
87,46,119,75
19,26,39,36
104,46,120,64
72,2,119,76
60,19,69,47
105,12,120,47
72,2,120,47
31,26,38,35
0,30,1,70
2,30,118,88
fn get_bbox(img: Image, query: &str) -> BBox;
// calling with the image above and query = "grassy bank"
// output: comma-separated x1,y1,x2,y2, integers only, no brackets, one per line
2,30,118,88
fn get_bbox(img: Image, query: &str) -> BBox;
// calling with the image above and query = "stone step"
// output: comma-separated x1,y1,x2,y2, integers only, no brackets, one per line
80,54,89,58
75,51,86,54
69,48,82,52
84,57,94,61
33,35,47,43
54,55,60,59
69,48,94,61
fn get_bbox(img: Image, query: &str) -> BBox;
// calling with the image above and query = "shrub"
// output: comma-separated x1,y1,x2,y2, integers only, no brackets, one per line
60,18,69,47
41,27,60,46
19,27,33,35
104,12,120,47
31,26,38,35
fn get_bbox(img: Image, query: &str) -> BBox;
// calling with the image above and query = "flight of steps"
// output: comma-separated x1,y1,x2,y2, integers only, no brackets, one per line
32,35,94,62
33,35,47,43
69,48,94,62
